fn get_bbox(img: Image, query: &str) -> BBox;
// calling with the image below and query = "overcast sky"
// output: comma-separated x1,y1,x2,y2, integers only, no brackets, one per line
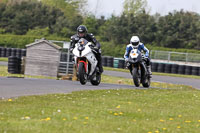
87,0,200,17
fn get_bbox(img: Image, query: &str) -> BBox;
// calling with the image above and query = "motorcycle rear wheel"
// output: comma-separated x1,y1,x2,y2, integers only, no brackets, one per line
90,72,101,86
132,68,140,87
78,62,87,85
142,76,151,88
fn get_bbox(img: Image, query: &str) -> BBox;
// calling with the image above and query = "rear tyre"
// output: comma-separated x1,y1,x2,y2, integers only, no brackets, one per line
90,72,101,86
132,67,140,87
78,62,87,85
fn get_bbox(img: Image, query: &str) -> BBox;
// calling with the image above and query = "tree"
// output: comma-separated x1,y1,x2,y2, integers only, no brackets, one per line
155,10,200,49
0,1,65,35
40,0,86,19
123,0,148,16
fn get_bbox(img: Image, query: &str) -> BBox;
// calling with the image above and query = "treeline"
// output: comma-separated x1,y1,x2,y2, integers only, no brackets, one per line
0,0,200,52
0,0,83,37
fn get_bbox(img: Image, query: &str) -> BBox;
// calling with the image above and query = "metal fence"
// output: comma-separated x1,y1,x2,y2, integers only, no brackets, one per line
150,50,200,63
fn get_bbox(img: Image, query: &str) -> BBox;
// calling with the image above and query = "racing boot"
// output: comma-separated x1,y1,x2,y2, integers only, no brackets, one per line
146,65,152,78
98,57,104,73
95,53,103,73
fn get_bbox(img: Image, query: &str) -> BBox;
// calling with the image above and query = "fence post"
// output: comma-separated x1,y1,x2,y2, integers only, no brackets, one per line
168,52,171,61
186,53,188,63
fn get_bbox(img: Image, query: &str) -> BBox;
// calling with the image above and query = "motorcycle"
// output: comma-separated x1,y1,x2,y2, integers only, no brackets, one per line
127,47,151,87
72,38,101,85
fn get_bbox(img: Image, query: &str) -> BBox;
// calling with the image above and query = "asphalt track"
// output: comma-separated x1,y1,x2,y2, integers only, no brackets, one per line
103,70,200,90
0,76,143,99
0,62,199,98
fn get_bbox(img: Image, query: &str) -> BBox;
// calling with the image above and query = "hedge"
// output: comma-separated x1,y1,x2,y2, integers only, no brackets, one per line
0,34,67,48
0,34,199,57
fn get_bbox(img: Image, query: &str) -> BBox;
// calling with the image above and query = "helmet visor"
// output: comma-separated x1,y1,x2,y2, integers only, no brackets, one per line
132,42,139,46
78,33,85,37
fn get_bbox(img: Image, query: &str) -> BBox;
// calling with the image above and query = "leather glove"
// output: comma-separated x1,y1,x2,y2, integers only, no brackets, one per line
125,58,129,68
69,48,73,52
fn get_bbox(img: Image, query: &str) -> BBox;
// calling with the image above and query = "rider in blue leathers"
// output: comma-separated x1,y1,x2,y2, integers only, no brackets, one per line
124,36,152,75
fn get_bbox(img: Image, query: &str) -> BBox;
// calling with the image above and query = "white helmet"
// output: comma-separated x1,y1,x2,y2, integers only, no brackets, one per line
130,36,140,46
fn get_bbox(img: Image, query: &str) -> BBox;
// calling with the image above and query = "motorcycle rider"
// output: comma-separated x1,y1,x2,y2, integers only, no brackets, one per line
124,36,152,76
70,25,103,73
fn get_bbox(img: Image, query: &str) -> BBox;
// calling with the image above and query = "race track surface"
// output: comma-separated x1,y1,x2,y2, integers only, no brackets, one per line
0,70,199,99
0,77,139,99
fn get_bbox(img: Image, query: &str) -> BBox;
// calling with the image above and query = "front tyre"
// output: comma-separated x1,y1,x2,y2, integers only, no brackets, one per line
78,62,87,85
132,67,140,87
90,72,101,86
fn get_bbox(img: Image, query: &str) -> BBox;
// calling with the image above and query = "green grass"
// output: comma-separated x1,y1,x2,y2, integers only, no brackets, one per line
1,65,200,132
0,65,194,90
104,67,200,79
0,66,56,79
101,74,195,90
1,88,200,133
0,57,8,62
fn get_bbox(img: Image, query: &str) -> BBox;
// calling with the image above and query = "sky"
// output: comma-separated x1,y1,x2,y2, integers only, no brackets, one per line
87,0,200,17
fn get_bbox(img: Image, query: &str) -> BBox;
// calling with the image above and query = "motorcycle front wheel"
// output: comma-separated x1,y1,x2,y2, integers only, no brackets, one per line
78,62,87,85
132,67,140,87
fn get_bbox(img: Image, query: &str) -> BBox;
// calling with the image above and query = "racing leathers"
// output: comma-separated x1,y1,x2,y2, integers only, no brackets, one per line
124,42,152,75
70,33,103,73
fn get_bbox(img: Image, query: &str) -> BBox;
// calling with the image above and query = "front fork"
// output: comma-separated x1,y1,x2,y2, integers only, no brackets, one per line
76,58,88,74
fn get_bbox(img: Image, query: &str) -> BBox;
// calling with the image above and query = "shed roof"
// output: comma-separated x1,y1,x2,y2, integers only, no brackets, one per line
26,39,62,50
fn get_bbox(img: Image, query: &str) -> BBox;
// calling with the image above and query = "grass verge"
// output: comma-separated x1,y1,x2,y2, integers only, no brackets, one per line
1,88,200,133
0,66,56,79
0,65,200,132
104,67,200,79
0,58,8,62
101,74,195,90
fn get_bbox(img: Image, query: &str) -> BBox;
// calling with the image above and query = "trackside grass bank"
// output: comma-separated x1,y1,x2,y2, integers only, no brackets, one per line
101,74,195,90
1,65,200,132
104,67,200,79
1,88,200,133
0,58,8,62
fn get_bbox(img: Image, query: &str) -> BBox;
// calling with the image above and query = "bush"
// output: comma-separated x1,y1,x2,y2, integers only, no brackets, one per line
101,42,126,57
0,34,67,48
101,42,200,58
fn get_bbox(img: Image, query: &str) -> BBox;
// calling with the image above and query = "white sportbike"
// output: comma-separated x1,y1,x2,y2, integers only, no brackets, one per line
72,38,101,85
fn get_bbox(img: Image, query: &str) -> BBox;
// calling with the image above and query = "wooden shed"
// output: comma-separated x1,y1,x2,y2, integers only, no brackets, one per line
25,39,62,77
